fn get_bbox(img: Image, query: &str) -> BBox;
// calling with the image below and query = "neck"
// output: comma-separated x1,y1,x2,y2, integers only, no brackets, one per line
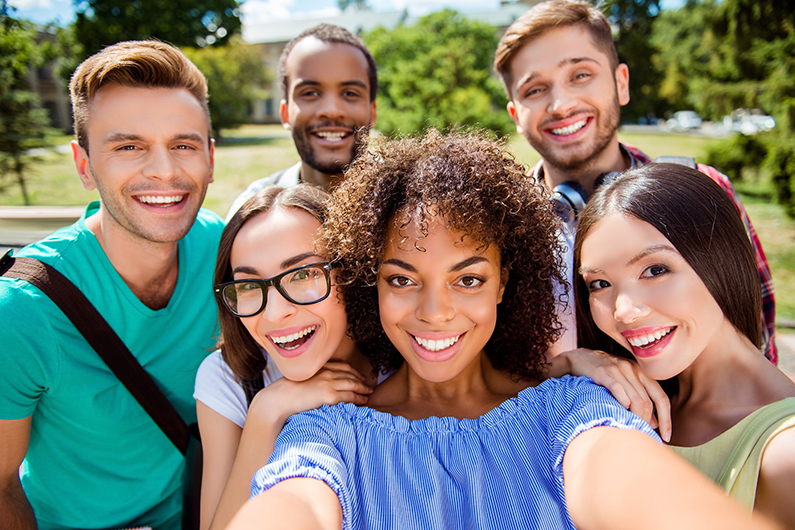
542,139,628,194
85,209,180,310
300,164,343,190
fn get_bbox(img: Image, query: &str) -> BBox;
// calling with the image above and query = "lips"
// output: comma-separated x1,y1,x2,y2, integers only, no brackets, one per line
543,114,593,139
409,332,465,362
621,326,676,358
136,195,185,206
269,325,317,351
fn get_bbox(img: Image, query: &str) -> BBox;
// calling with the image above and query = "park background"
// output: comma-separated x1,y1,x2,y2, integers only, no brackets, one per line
1,0,794,373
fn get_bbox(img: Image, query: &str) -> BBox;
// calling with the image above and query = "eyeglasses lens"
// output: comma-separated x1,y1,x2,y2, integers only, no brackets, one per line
221,265,330,317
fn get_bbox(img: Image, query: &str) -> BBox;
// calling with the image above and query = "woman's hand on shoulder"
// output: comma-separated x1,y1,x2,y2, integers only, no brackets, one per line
549,348,672,442
249,361,374,426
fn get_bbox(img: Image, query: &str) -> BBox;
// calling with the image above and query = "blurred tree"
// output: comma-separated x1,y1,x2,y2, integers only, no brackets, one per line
183,42,270,140
338,0,368,11
364,9,514,137
73,0,242,59
0,2,57,205
601,0,666,123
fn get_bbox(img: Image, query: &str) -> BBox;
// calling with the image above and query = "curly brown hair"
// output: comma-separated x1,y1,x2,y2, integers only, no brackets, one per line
323,128,565,380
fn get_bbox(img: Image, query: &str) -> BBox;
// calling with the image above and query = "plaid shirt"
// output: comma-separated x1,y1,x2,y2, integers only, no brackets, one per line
533,144,778,364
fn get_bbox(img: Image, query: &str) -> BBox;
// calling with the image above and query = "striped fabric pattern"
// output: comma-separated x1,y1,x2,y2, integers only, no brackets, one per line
252,376,658,530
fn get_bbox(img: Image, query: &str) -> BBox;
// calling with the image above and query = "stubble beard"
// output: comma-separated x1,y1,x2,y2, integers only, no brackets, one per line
529,96,621,175
293,124,370,176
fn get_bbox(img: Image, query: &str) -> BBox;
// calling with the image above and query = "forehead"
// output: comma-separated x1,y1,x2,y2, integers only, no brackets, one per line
232,208,322,264
86,84,210,139
509,25,612,82
284,38,370,89
384,212,498,261
582,214,672,260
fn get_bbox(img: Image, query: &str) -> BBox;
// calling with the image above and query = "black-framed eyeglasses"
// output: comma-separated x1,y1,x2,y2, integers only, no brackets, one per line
214,261,335,318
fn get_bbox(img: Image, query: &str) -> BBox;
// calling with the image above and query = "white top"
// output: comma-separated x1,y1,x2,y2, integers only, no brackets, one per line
194,349,283,428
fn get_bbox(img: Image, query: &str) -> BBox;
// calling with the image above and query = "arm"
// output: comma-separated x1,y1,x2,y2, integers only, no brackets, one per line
547,349,672,441
755,425,795,528
563,427,781,530
0,417,36,530
207,362,372,530
227,478,341,530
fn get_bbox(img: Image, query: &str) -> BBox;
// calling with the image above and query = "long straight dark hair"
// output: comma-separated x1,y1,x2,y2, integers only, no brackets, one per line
214,185,330,386
574,163,762,365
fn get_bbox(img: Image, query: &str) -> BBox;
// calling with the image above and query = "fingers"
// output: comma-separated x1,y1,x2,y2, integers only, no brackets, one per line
638,373,671,442
318,360,367,382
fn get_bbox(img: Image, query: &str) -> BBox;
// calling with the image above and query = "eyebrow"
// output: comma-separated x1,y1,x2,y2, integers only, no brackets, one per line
515,56,600,90
293,79,368,92
579,244,679,275
231,252,322,277
382,256,489,273
103,132,206,145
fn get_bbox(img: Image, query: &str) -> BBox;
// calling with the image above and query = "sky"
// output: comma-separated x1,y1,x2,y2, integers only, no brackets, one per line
9,0,686,28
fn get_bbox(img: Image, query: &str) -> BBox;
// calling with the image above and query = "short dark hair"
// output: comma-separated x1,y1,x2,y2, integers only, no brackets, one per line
214,185,331,385
574,163,762,362
323,128,565,380
69,40,210,150
278,23,378,102
495,0,618,98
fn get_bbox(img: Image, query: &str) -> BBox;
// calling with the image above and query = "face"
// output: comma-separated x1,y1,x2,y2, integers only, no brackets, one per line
579,214,726,380
506,25,629,176
280,38,377,177
377,214,507,383
72,84,214,244
230,207,352,382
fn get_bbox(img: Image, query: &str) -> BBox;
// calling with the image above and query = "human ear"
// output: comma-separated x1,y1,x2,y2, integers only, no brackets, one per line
279,99,291,130
72,141,95,191
497,268,509,304
507,102,524,135
615,64,630,107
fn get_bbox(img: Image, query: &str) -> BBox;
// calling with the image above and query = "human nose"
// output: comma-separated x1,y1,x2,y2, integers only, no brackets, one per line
317,94,345,121
613,290,647,323
415,285,455,324
142,145,179,180
259,285,297,323
547,84,577,117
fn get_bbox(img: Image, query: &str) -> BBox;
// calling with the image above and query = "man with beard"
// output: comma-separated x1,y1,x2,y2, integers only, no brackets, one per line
494,0,777,362
226,24,377,219
0,41,223,529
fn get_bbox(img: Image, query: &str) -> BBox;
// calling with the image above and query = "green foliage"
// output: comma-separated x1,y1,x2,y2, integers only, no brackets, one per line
73,0,242,59
183,42,270,139
0,5,57,205
602,0,667,122
364,10,514,137
767,142,795,218
704,133,767,182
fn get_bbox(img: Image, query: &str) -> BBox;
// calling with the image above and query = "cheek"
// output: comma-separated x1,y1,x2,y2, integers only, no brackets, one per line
240,315,267,348
589,297,618,335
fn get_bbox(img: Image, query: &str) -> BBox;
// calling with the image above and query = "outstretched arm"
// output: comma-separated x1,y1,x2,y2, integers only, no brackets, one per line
206,362,372,530
228,478,341,530
755,425,795,528
0,417,36,530
564,427,781,530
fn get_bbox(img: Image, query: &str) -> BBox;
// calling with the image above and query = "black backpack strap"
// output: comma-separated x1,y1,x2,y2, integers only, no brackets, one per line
653,155,697,169
0,250,189,455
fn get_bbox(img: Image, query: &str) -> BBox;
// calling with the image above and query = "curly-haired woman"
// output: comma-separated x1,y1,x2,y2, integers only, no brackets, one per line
227,130,779,530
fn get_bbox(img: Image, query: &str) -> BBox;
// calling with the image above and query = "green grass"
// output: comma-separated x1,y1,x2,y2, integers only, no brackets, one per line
3,124,793,323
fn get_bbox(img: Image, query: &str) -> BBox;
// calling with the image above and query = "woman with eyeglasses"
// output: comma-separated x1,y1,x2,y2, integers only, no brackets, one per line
193,185,377,530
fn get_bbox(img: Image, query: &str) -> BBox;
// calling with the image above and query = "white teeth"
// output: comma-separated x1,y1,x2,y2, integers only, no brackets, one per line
413,334,461,352
627,328,673,348
138,195,183,205
271,326,316,345
551,120,587,136
316,131,346,141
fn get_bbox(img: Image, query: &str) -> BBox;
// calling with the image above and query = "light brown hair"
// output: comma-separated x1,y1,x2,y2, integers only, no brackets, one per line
69,40,210,151
494,0,618,97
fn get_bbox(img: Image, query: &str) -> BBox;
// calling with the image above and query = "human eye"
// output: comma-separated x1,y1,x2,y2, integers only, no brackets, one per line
572,71,591,82
454,275,484,290
522,85,544,99
641,264,669,279
115,144,139,151
237,281,261,292
387,275,415,288
587,278,611,292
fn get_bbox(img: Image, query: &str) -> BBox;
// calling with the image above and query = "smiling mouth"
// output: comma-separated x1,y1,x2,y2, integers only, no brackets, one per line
270,326,317,351
627,327,675,349
314,131,350,143
411,334,463,352
549,119,588,136
137,195,185,207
